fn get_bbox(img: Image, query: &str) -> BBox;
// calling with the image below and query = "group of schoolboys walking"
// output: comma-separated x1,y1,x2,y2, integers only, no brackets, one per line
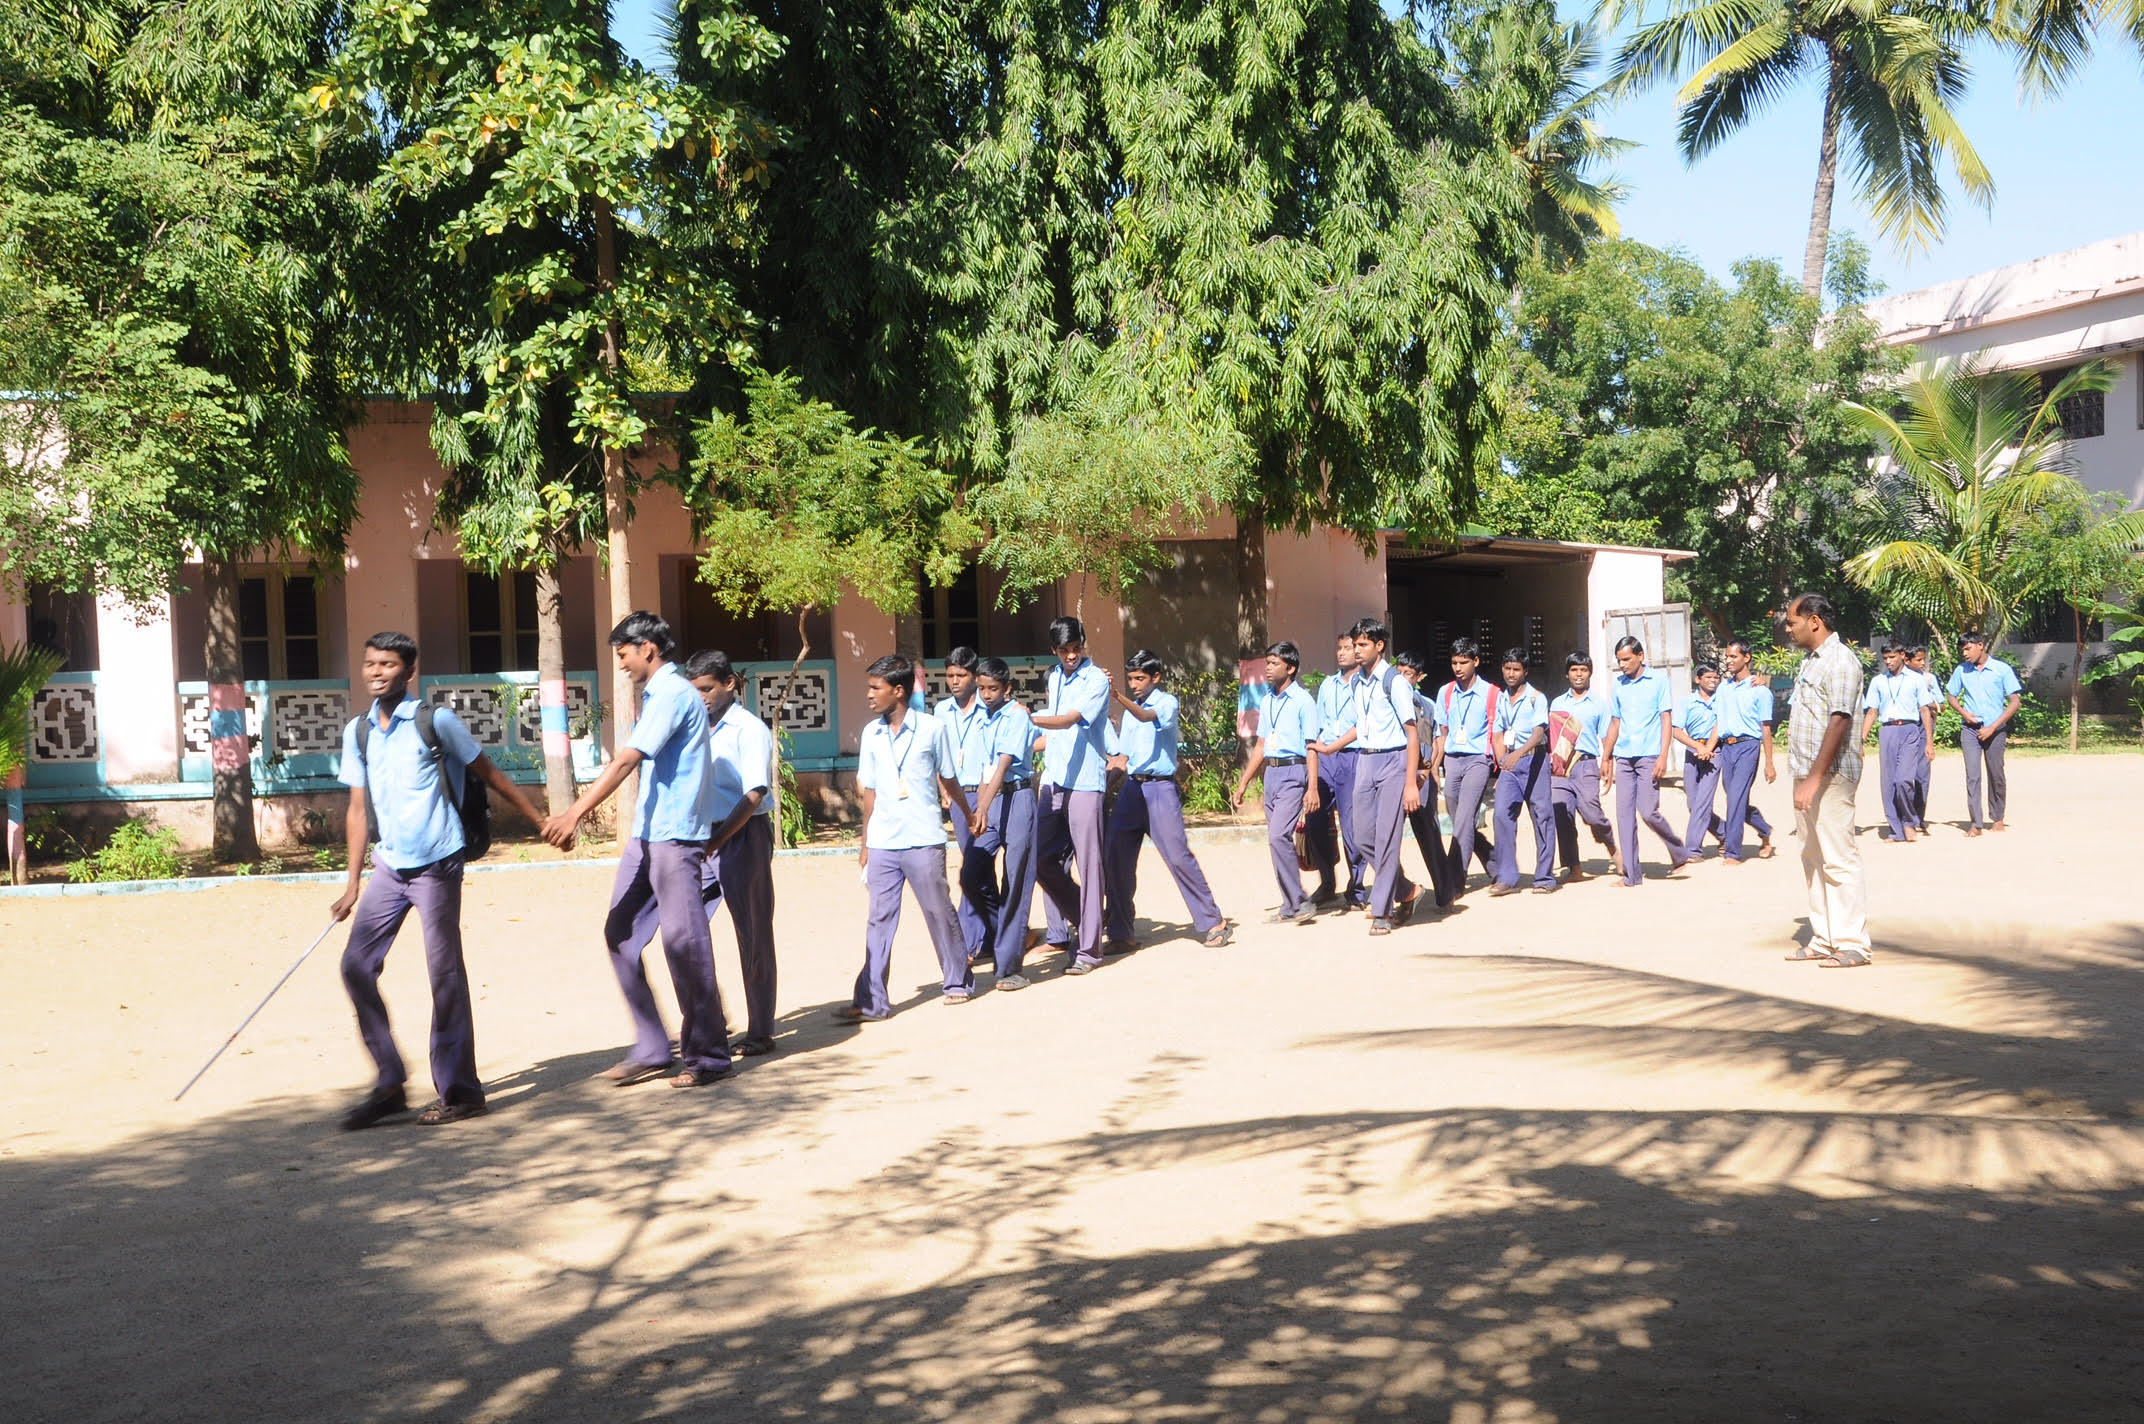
326,598,2025,1131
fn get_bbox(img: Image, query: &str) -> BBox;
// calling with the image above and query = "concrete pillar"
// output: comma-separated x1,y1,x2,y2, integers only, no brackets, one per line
831,590,895,754
95,591,180,783
343,406,436,707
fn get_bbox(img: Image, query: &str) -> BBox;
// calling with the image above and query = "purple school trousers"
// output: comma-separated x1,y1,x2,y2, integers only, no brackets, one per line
1613,756,1688,885
1715,738,1771,860
1442,752,1496,886
1263,761,1311,915
1492,749,1556,890
604,838,731,1076
854,844,972,1016
1106,775,1224,940
1961,726,2007,828
1306,750,1368,905
972,784,1039,975
341,853,482,1107
1680,751,1722,857
1351,749,1417,918
1036,784,1106,965
1553,755,1616,873
615,815,779,1041
1877,722,1925,840
950,789,989,958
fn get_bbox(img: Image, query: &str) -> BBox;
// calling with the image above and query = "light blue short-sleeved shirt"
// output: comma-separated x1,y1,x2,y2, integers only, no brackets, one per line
1436,678,1495,756
706,701,773,822
1316,670,1358,745
1259,681,1319,758
1715,676,1770,739
1116,688,1181,777
1042,660,1112,793
934,693,995,786
1863,669,1928,723
1550,687,1613,759
339,697,481,872
1353,662,1417,751
1609,667,1674,759
859,709,959,849
1675,693,1720,742
624,664,719,843
1915,669,1943,707
1495,684,1549,752
981,699,1036,783
1947,657,2022,724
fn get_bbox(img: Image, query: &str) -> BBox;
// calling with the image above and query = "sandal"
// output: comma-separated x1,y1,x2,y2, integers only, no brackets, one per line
601,1059,674,1087
830,1005,888,1023
943,989,973,1005
417,1099,488,1126
1784,946,1832,961
731,1034,777,1057
670,1068,729,1088
1817,949,1873,969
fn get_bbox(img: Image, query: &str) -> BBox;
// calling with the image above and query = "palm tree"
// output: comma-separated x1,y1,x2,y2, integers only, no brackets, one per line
1841,355,2119,652
2006,0,2144,96
1518,19,1635,266
1607,0,1999,297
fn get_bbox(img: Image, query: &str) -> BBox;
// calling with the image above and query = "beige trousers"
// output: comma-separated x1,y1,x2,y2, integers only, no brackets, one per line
1797,772,1869,956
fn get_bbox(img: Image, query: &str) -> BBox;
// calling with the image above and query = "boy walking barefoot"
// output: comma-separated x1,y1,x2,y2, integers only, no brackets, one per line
1488,650,1555,896
1548,652,1620,883
544,614,733,1089
839,654,977,1019
1601,635,1690,886
332,632,547,1130
1030,617,1112,973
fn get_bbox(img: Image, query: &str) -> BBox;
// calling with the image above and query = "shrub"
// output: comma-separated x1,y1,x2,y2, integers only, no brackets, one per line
66,818,184,883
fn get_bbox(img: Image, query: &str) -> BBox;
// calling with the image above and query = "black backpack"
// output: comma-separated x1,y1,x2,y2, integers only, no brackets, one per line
353,703,491,860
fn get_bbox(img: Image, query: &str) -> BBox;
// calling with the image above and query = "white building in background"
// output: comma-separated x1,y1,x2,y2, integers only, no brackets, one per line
1864,231,2144,683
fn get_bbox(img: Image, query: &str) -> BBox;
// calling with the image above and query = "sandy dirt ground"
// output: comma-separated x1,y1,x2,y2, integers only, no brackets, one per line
3,754,2142,1423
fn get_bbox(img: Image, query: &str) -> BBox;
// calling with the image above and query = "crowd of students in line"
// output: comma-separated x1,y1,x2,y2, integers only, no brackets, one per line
323,602,2027,1130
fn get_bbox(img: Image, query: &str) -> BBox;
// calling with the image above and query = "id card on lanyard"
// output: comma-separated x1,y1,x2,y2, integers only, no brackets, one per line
885,718,917,799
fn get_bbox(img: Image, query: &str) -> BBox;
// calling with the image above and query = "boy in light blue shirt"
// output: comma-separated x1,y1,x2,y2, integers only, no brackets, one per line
1859,642,1933,842
1488,649,1556,894
1671,665,1725,859
331,631,546,1130
1548,651,1619,882
1945,632,2021,833
966,657,1042,986
544,613,733,1088
1393,651,1458,907
933,647,995,962
1344,619,1425,932
1714,639,1778,864
1030,617,1112,971
1307,630,1369,910
838,653,975,1020
1429,637,1499,894
1234,641,1324,925
1104,651,1229,952
1907,644,1940,826
1601,634,1690,885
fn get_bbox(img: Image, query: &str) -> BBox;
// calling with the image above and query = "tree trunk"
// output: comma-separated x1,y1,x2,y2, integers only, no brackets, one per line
1235,510,1269,658
2072,605,2084,753
1802,45,1847,299
593,194,637,825
201,555,258,864
768,605,815,850
534,563,573,818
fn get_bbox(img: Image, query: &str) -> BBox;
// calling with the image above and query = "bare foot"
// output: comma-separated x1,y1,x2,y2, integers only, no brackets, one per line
1990,820,2006,832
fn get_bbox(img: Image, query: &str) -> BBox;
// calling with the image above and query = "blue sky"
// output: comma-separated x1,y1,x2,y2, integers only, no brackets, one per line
613,0,2144,299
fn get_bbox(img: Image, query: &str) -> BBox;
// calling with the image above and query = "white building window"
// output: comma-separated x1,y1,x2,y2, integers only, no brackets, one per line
2040,366,2104,439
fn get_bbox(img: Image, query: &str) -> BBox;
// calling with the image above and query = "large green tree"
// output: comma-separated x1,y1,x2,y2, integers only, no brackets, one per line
1502,239,1898,642
319,0,779,811
0,0,366,860
1607,0,2000,297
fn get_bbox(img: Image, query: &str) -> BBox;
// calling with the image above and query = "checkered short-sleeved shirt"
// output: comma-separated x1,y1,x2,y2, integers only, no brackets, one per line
1789,633,1865,782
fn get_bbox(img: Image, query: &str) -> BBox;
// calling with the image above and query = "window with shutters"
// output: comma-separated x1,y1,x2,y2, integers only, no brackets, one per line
2040,366,2105,438
238,574,321,680
465,569,539,674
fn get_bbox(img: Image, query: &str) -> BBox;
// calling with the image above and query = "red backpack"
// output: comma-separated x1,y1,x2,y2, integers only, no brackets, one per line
1441,679,1502,740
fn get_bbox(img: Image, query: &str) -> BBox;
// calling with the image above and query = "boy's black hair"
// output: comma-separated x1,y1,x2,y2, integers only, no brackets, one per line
1449,636,1480,661
1613,634,1644,656
1695,662,1721,680
1393,649,1429,674
945,646,979,671
682,649,736,683
1048,616,1085,650
975,656,1012,684
1909,643,1928,658
1501,646,1528,670
364,630,420,669
1881,641,1906,656
1723,637,1753,657
609,611,676,658
1960,629,1990,648
1788,592,1839,630
1126,649,1165,678
1265,640,1301,671
1354,619,1390,646
866,652,914,684
1564,650,1593,670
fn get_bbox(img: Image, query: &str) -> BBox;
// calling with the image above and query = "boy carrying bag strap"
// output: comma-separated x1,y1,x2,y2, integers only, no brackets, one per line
353,703,492,859
1441,680,1502,742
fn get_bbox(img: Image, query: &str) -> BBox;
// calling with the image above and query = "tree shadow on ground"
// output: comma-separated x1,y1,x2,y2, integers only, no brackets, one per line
7,929,2143,1423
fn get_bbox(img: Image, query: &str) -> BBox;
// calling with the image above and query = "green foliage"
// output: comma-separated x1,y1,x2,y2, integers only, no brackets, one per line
0,643,65,779
1474,468,1660,547
2083,608,2144,739
1503,241,1899,640
773,726,811,850
1168,663,1247,814
1842,357,2119,642
684,370,975,618
0,3,365,606
66,817,183,884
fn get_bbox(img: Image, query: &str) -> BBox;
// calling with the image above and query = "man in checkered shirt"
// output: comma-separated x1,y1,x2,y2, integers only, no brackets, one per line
1783,593,1870,967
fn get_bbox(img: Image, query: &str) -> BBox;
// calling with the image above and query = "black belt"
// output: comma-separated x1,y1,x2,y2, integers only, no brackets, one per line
1884,720,1917,726
1130,772,1173,783
1002,777,1033,792
1330,746,1360,755
1266,755,1305,766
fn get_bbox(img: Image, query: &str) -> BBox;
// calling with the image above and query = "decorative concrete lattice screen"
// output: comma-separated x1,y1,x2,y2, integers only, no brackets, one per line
180,690,261,758
511,682,593,746
31,685,99,763
918,658,1054,713
427,684,514,749
270,688,349,756
753,667,832,734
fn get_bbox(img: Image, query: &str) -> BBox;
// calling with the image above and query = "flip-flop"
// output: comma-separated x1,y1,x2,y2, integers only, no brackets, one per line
830,1005,887,1023
1783,947,1831,961
1818,949,1873,968
601,1059,674,1087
